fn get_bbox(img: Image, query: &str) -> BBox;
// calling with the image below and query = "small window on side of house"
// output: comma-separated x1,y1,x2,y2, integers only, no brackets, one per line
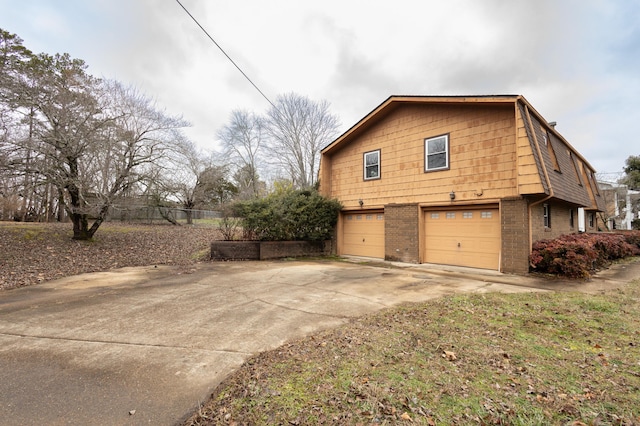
543,203,551,228
364,150,380,181
570,209,575,228
589,212,594,228
424,134,449,172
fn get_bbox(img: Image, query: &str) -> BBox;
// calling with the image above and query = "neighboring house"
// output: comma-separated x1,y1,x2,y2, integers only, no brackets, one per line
318,95,605,274
598,181,640,230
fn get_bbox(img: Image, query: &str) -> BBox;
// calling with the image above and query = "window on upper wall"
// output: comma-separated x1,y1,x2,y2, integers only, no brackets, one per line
424,134,449,172
363,149,380,180
543,203,551,228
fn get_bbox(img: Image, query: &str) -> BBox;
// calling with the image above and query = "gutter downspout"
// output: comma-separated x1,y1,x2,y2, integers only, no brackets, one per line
523,104,554,252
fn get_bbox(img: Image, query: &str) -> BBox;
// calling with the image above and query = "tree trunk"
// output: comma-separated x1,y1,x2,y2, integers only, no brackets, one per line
71,213,91,240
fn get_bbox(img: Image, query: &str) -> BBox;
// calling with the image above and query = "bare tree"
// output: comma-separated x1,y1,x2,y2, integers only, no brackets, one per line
265,93,340,189
5,51,188,238
1,29,193,237
217,109,264,198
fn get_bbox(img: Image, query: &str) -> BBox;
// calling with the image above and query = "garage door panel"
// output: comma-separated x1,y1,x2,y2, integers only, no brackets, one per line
342,212,384,258
425,208,499,270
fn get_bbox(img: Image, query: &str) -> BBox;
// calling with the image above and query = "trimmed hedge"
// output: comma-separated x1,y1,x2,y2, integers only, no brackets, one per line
530,232,640,278
233,187,342,242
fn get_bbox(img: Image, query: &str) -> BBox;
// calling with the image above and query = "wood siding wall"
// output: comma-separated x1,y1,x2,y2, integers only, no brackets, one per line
323,104,518,209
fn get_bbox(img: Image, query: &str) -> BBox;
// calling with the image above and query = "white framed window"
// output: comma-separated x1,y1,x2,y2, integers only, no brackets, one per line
543,203,551,228
481,211,493,219
377,214,384,220
446,212,456,219
431,213,440,219
425,134,449,171
364,150,380,180
463,212,473,219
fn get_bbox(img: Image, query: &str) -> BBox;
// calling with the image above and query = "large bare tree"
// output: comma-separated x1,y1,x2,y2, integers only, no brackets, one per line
0,30,190,238
265,93,340,189
152,142,236,225
217,109,264,198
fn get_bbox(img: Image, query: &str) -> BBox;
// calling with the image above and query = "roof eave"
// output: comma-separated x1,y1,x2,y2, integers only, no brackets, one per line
321,95,521,155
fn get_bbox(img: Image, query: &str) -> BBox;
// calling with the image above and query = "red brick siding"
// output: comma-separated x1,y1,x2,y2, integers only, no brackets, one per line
384,203,420,263
500,197,530,274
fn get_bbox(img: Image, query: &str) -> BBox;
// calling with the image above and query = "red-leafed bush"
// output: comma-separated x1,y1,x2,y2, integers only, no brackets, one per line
530,232,640,278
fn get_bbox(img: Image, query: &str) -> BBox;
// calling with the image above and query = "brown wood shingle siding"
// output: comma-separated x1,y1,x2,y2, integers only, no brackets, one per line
324,103,517,208
320,95,604,213
517,103,548,195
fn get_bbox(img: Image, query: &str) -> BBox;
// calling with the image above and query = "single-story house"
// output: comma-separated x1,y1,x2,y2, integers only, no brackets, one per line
318,95,605,274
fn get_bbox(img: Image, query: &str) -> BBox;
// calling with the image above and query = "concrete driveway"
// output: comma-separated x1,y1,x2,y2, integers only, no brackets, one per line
0,259,635,425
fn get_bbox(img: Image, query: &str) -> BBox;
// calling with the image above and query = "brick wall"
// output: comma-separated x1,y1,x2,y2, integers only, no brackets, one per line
501,197,530,274
210,241,331,261
384,203,419,263
211,241,260,260
259,241,331,259
530,200,576,242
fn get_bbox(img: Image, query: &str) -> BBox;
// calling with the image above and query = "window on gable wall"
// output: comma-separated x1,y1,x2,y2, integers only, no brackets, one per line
543,203,551,228
364,150,380,180
425,134,449,171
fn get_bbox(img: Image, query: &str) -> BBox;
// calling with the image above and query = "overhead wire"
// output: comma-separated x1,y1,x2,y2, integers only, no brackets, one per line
175,0,279,112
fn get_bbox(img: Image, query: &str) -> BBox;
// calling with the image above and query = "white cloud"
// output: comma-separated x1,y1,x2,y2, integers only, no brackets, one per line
0,0,638,173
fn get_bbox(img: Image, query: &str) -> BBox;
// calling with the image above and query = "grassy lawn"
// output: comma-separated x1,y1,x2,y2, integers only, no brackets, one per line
186,279,640,425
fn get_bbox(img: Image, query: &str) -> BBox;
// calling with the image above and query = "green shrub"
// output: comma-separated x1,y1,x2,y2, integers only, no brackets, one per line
530,232,640,278
234,186,342,242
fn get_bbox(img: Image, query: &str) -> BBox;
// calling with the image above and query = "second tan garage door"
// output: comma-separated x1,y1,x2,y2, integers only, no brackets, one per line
342,211,384,258
424,207,500,270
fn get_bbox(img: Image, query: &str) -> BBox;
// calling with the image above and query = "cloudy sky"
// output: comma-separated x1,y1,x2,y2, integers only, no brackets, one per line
1,0,638,179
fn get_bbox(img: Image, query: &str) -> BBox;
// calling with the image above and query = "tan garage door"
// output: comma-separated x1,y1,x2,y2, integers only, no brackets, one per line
342,211,385,258
424,208,500,270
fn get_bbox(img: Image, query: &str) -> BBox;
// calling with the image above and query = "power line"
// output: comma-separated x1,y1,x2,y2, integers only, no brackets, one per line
175,0,278,111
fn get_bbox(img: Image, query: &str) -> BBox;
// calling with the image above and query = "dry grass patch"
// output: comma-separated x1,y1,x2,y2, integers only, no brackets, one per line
186,281,640,425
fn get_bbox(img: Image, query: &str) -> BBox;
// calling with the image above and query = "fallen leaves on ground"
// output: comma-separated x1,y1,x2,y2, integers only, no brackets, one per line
0,222,220,290
184,282,640,425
